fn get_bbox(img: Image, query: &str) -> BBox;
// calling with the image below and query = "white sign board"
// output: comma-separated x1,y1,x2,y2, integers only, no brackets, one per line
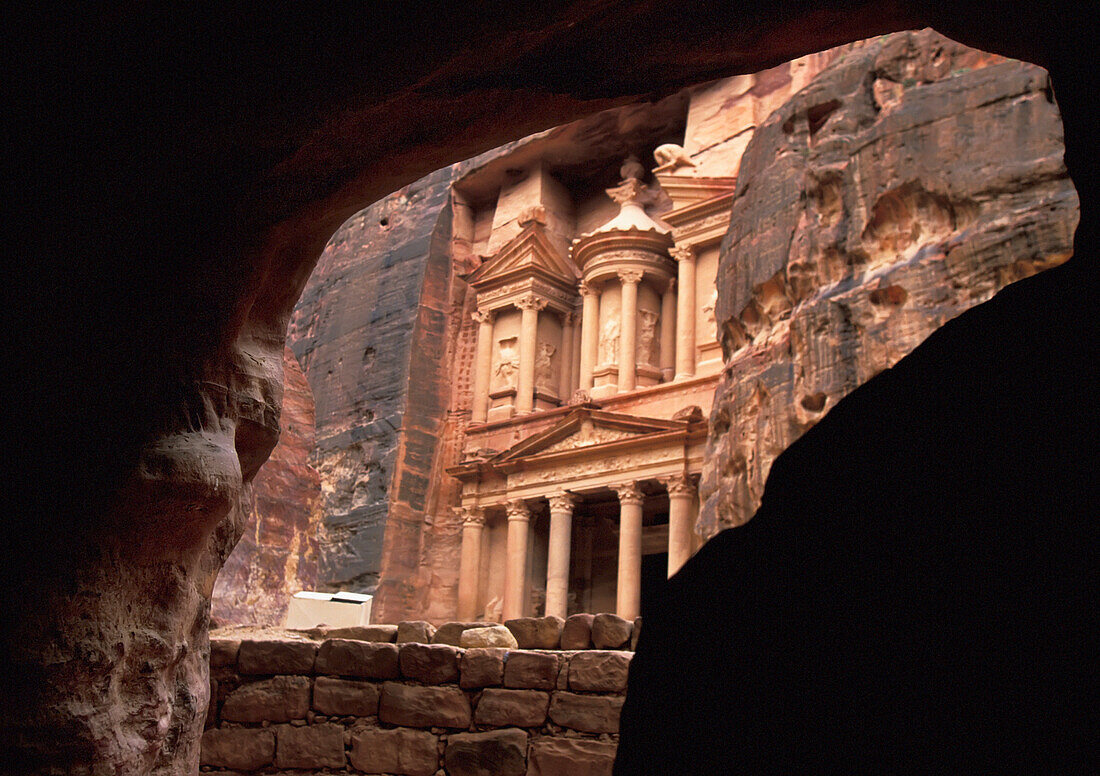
284,591,373,630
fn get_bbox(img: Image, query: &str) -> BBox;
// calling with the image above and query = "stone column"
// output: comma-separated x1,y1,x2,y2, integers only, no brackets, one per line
516,294,546,414
662,474,697,578
672,246,696,380
470,309,495,423
578,282,600,391
614,482,644,620
617,270,643,393
545,492,575,619
456,506,486,620
660,278,676,382
559,312,575,400
504,500,531,620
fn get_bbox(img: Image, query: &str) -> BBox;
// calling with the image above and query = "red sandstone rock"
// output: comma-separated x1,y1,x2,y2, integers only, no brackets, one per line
273,723,346,769
503,651,558,689
591,614,632,649
399,643,462,684
444,728,529,776
236,639,316,675
314,639,399,679
460,624,518,648
460,647,507,688
701,30,1077,536
527,738,619,776
349,727,439,776
504,616,564,649
433,621,493,646
199,728,275,771
212,347,322,627
324,624,398,642
548,692,624,734
560,614,595,650
474,688,550,727
397,620,437,644
220,676,311,723
379,683,472,728
312,676,380,716
568,651,632,692
209,639,241,669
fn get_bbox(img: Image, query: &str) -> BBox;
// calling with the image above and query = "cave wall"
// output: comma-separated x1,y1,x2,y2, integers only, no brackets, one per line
700,30,1078,536
212,347,322,626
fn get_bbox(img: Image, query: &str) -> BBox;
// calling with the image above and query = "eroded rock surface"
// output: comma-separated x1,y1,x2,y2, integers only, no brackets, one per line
213,347,322,626
701,30,1078,535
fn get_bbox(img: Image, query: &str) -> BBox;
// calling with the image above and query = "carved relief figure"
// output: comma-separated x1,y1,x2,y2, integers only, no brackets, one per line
599,316,619,365
493,337,519,390
702,288,719,340
638,308,659,365
534,340,556,393
654,143,696,171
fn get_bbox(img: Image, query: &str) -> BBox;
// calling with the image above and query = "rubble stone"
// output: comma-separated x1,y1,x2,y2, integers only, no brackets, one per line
237,639,317,675
474,688,550,727
273,723,346,769
444,728,528,776
397,620,437,643
379,682,472,728
503,651,558,690
560,614,594,650
399,642,462,684
460,648,506,689
221,676,311,723
527,738,619,776
591,614,632,649
199,728,275,770
312,676,380,716
460,625,518,649
349,727,438,776
548,692,624,734
503,616,564,649
568,651,631,692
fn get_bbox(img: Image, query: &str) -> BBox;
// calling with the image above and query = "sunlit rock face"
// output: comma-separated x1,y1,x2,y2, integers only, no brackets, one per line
700,30,1078,536
213,347,322,626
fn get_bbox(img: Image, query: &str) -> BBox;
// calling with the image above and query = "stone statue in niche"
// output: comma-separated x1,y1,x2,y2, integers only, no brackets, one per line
637,308,659,365
534,340,556,393
702,288,719,341
653,143,696,171
599,316,620,365
493,337,519,390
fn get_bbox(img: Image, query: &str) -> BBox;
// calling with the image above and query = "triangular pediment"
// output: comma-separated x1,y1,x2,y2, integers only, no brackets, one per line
493,408,685,463
469,221,580,289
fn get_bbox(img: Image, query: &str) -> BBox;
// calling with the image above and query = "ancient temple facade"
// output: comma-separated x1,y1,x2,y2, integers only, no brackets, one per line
443,135,749,623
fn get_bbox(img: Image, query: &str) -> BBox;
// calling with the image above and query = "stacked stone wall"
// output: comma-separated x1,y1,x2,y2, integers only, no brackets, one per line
204,633,627,775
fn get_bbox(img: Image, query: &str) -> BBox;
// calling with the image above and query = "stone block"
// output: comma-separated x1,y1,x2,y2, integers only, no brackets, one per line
432,620,491,646
209,638,241,669
444,728,528,776
568,651,631,692
560,613,594,650
379,682,471,728
221,676,310,723
324,624,398,642
503,615,564,649
527,738,619,776
200,727,275,770
312,675,380,716
474,688,549,727
503,650,557,689
631,616,642,651
460,624,518,649
397,620,437,643
315,639,399,679
349,727,438,776
591,614,632,649
460,647,506,689
548,692,624,733
274,723,346,769
237,639,317,675
399,642,462,684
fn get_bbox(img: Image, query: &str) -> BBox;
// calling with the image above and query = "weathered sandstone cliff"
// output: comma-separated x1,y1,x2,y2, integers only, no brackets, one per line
700,30,1078,535
213,347,322,626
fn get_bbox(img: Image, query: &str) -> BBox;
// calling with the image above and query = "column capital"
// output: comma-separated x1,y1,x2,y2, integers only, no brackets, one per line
670,245,695,263
617,269,644,285
515,293,548,312
455,505,486,527
506,499,531,521
547,492,576,513
665,277,676,294
579,280,600,298
614,482,644,506
471,308,495,325
661,473,697,498
562,310,577,326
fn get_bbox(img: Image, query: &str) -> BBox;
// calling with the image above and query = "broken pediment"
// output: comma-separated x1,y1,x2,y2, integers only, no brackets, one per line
468,220,580,291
